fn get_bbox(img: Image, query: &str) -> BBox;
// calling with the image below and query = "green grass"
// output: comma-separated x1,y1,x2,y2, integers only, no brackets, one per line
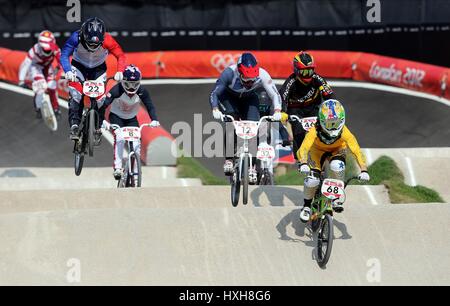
274,168,304,185
274,155,444,204
364,156,444,203
177,156,228,185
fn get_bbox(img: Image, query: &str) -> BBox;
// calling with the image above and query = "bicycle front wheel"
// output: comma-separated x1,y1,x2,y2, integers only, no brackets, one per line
74,151,84,176
317,214,334,268
41,98,57,132
242,156,249,205
230,163,240,207
88,110,96,157
129,153,142,187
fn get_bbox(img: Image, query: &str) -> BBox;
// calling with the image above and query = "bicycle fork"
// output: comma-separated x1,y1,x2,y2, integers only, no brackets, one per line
237,139,253,179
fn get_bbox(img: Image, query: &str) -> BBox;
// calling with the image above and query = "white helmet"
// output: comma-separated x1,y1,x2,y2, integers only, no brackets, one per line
38,30,55,56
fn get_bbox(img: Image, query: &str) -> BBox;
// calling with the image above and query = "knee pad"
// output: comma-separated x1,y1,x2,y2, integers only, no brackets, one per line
304,175,320,188
330,159,346,180
304,174,320,200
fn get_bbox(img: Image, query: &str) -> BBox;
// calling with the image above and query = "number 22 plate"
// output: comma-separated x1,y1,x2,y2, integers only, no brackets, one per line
83,81,105,97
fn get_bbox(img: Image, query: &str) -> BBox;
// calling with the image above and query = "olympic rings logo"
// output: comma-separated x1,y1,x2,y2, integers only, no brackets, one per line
210,53,241,73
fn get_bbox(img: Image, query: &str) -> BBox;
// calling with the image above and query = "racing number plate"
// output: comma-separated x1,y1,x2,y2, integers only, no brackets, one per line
83,81,105,98
300,116,317,131
321,178,346,203
120,127,141,142
234,121,258,139
257,143,276,161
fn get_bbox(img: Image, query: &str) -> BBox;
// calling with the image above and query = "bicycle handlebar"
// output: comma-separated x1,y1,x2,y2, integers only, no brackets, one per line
344,176,363,188
221,115,277,126
107,122,154,132
61,75,115,84
288,115,302,122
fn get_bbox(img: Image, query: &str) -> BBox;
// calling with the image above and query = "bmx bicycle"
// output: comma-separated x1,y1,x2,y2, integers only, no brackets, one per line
222,114,276,206
308,174,357,268
31,79,58,132
71,76,113,176
107,123,155,188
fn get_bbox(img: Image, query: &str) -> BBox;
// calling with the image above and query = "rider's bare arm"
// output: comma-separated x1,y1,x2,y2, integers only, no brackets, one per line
341,126,368,171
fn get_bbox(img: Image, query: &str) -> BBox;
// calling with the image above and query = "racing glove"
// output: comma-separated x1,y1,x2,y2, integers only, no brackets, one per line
272,110,282,121
114,71,123,82
101,120,111,130
212,108,222,120
280,112,289,123
358,171,370,182
150,120,160,128
64,71,77,82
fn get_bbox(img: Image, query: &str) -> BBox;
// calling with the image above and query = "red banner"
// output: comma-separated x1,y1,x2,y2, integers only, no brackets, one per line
123,50,359,79
352,53,449,98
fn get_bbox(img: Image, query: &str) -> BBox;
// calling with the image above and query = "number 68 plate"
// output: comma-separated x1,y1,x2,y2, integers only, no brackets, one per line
83,81,105,97
321,178,346,202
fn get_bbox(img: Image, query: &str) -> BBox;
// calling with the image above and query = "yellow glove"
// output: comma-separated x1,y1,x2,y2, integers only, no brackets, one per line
281,112,289,123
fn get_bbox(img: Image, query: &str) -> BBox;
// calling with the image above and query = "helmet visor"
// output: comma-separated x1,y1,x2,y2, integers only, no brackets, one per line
240,75,257,88
296,68,314,78
86,40,101,51
324,118,341,130
41,47,52,56
123,80,140,93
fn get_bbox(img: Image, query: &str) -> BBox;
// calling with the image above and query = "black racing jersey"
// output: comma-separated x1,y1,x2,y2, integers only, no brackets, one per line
279,73,334,111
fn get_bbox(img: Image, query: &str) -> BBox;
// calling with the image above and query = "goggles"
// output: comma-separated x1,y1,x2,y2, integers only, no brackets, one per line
86,41,101,51
240,75,257,86
123,80,140,92
324,120,340,130
296,68,314,78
